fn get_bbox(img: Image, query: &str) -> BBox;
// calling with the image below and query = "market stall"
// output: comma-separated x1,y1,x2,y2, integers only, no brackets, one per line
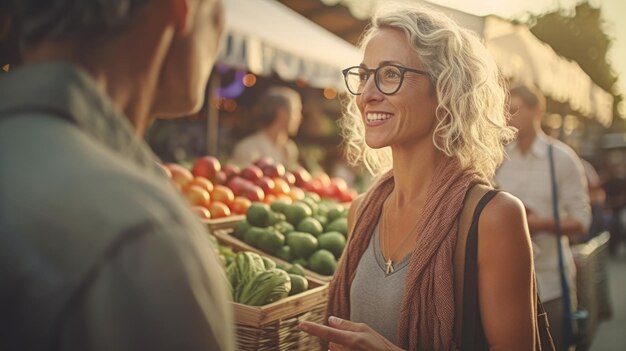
197,0,362,157
219,0,361,91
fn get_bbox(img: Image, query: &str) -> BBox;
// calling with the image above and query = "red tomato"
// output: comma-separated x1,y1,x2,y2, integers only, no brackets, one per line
192,156,221,181
261,163,285,178
222,163,241,180
242,185,265,202
292,167,312,187
211,185,235,207
253,156,275,168
230,196,252,215
330,177,348,194
240,165,264,182
227,176,254,196
314,172,331,188
255,176,276,195
338,189,357,203
209,201,231,218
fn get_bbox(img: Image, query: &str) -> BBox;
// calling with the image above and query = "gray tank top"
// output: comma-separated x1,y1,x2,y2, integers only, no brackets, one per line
349,222,411,344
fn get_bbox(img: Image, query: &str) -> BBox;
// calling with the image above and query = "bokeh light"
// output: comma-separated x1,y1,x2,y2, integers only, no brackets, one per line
242,73,257,87
323,87,337,100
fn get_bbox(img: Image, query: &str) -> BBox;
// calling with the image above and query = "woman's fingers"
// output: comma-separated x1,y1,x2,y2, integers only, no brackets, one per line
299,321,354,345
299,317,402,351
328,316,365,331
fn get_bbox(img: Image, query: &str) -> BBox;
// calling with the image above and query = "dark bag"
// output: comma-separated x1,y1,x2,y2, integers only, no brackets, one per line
548,143,590,348
454,184,556,351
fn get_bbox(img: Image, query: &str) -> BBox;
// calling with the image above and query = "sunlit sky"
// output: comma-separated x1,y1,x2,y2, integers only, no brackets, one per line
428,0,626,97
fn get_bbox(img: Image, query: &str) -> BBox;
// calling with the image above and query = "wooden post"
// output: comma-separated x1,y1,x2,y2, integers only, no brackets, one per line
206,73,221,156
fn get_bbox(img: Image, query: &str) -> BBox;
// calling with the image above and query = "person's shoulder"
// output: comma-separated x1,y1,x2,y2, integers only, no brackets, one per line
482,191,524,216
546,136,582,163
2,116,192,238
234,131,264,148
479,191,529,241
476,190,533,265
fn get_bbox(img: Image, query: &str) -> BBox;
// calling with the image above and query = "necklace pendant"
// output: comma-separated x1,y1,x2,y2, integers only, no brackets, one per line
385,258,394,274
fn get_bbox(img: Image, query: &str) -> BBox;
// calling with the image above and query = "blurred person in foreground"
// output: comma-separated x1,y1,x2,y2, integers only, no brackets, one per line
0,1,236,350
299,2,537,350
230,86,303,169
495,84,590,351
0,0,19,72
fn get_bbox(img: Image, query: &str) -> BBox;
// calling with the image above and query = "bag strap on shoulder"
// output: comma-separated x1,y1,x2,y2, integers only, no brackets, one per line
453,183,493,347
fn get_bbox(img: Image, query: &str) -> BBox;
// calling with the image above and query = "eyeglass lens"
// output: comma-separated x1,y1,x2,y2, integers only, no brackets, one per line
345,65,404,95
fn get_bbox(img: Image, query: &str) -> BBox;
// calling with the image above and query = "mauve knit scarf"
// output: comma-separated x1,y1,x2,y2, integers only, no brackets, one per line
326,157,483,350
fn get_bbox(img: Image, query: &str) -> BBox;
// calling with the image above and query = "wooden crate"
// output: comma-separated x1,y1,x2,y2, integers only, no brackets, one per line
201,214,245,233
213,228,333,283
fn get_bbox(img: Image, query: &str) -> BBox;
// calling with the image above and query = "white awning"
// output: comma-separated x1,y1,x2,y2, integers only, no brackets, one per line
483,17,614,127
219,0,361,90
385,1,615,126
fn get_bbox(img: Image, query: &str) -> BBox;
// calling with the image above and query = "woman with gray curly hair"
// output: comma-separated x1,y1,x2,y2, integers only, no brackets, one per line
300,2,538,350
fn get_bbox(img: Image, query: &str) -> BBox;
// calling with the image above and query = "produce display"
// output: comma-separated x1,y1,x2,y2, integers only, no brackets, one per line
218,246,311,306
162,155,357,220
231,193,349,277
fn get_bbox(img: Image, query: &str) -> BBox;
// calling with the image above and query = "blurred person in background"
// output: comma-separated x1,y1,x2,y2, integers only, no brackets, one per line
0,1,236,350
581,159,608,239
230,86,303,169
300,2,538,350
495,84,591,351
604,160,626,257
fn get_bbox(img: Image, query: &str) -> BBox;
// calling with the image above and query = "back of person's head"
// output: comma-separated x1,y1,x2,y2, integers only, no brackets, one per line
341,0,515,180
0,1,18,69
13,0,151,48
257,86,302,128
509,84,546,111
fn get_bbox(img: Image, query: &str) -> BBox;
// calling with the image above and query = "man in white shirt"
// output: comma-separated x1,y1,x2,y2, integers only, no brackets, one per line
230,86,302,169
495,84,590,351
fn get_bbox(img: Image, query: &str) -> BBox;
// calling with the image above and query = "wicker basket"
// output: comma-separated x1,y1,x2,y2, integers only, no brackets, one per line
213,228,333,282
214,234,329,350
571,231,612,350
232,279,327,351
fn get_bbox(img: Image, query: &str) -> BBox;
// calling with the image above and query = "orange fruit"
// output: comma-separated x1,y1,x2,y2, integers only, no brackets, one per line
208,201,231,218
272,178,291,196
184,185,211,207
211,185,235,207
187,176,214,194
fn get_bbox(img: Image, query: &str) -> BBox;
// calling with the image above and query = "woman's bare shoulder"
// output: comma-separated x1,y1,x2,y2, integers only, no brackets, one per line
478,191,532,259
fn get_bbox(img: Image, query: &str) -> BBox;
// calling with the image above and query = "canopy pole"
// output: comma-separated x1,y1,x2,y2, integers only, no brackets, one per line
206,73,220,156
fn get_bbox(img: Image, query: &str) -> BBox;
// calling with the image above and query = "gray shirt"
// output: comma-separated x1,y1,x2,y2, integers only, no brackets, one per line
0,62,235,351
350,223,410,344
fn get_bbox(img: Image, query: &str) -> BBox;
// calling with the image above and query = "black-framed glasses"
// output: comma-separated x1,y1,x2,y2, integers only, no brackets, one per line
342,64,429,95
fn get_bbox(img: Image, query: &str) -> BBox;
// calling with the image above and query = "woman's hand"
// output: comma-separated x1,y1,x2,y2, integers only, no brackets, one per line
299,316,404,351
